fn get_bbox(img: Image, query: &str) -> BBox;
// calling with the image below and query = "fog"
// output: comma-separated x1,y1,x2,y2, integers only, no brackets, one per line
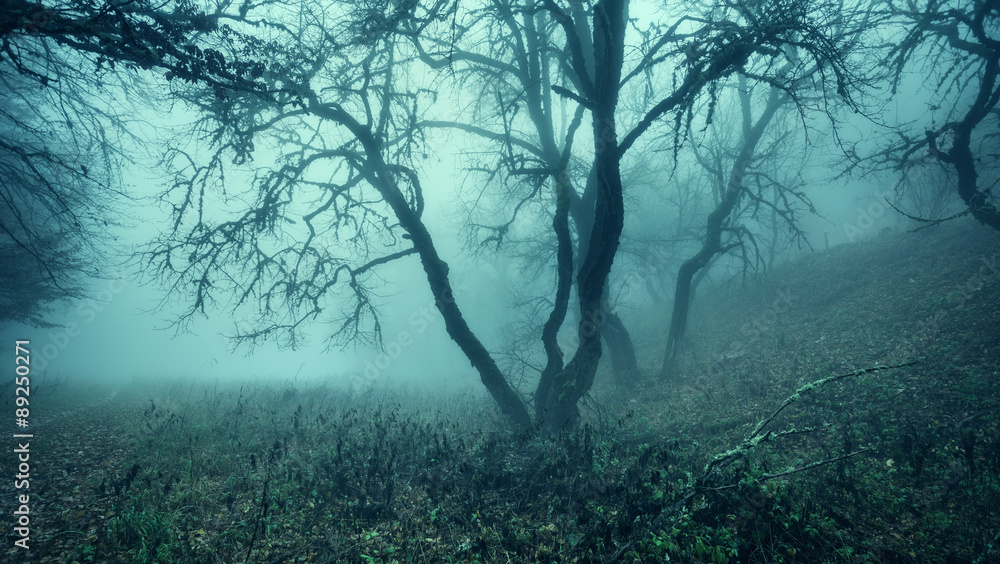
3,0,999,561
1,128,503,391
0,0,971,392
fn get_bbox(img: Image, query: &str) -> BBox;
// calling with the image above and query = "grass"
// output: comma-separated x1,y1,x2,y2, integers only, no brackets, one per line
3,218,999,563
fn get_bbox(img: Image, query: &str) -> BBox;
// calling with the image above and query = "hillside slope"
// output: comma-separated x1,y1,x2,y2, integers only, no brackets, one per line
621,217,1000,561
682,219,1000,381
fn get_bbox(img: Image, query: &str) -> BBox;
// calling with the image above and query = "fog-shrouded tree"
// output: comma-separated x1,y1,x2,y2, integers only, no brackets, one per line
407,0,645,393
0,0,203,326
0,81,92,328
658,74,817,379
129,0,874,431
649,0,884,380
877,0,1000,231
0,218,79,328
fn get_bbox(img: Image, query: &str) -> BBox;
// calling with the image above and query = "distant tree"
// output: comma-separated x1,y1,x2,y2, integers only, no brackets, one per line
652,0,879,379
659,74,816,379
614,157,714,310
0,87,89,328
0,224,76,328
0,2,131,327
880,0,1000,231
0,0,265,327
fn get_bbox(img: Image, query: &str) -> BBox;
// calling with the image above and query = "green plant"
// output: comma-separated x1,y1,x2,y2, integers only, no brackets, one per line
106,506,177,564
644,504,739,563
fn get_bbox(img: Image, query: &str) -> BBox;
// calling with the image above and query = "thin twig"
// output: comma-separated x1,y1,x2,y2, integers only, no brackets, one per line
606,362,918,564
704,448,873,491
886,198,969,231
705,361,918,476
975,527,1000,564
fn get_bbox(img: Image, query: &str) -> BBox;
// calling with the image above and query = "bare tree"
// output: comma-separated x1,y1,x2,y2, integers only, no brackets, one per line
409,0,645,391
128,0,878,431
0,0,194,326
881,0,1000,231
649,0,879,379
659,74,815,379
140,0,538,427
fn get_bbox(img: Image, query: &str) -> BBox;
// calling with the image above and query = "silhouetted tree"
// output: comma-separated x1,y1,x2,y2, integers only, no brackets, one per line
660,75,815,379
0,0,202,325
650,0,879,379
411,0,644,393
0,87,91,327
879,0,1000,231
136,0,875,431
0,224,75,328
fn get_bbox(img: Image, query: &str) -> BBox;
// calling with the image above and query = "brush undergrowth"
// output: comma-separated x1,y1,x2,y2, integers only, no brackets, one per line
5,222,998,564
34,356,1000,564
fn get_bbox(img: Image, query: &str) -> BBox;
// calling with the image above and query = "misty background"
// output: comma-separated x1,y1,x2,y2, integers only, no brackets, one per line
0,0,980,395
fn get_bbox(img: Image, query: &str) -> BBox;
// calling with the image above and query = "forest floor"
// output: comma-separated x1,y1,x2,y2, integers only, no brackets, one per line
2,218,999,563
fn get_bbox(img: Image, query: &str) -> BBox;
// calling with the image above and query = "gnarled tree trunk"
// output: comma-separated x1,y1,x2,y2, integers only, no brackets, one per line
660,82,787,380
538,0,628,433
571,165,642,388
